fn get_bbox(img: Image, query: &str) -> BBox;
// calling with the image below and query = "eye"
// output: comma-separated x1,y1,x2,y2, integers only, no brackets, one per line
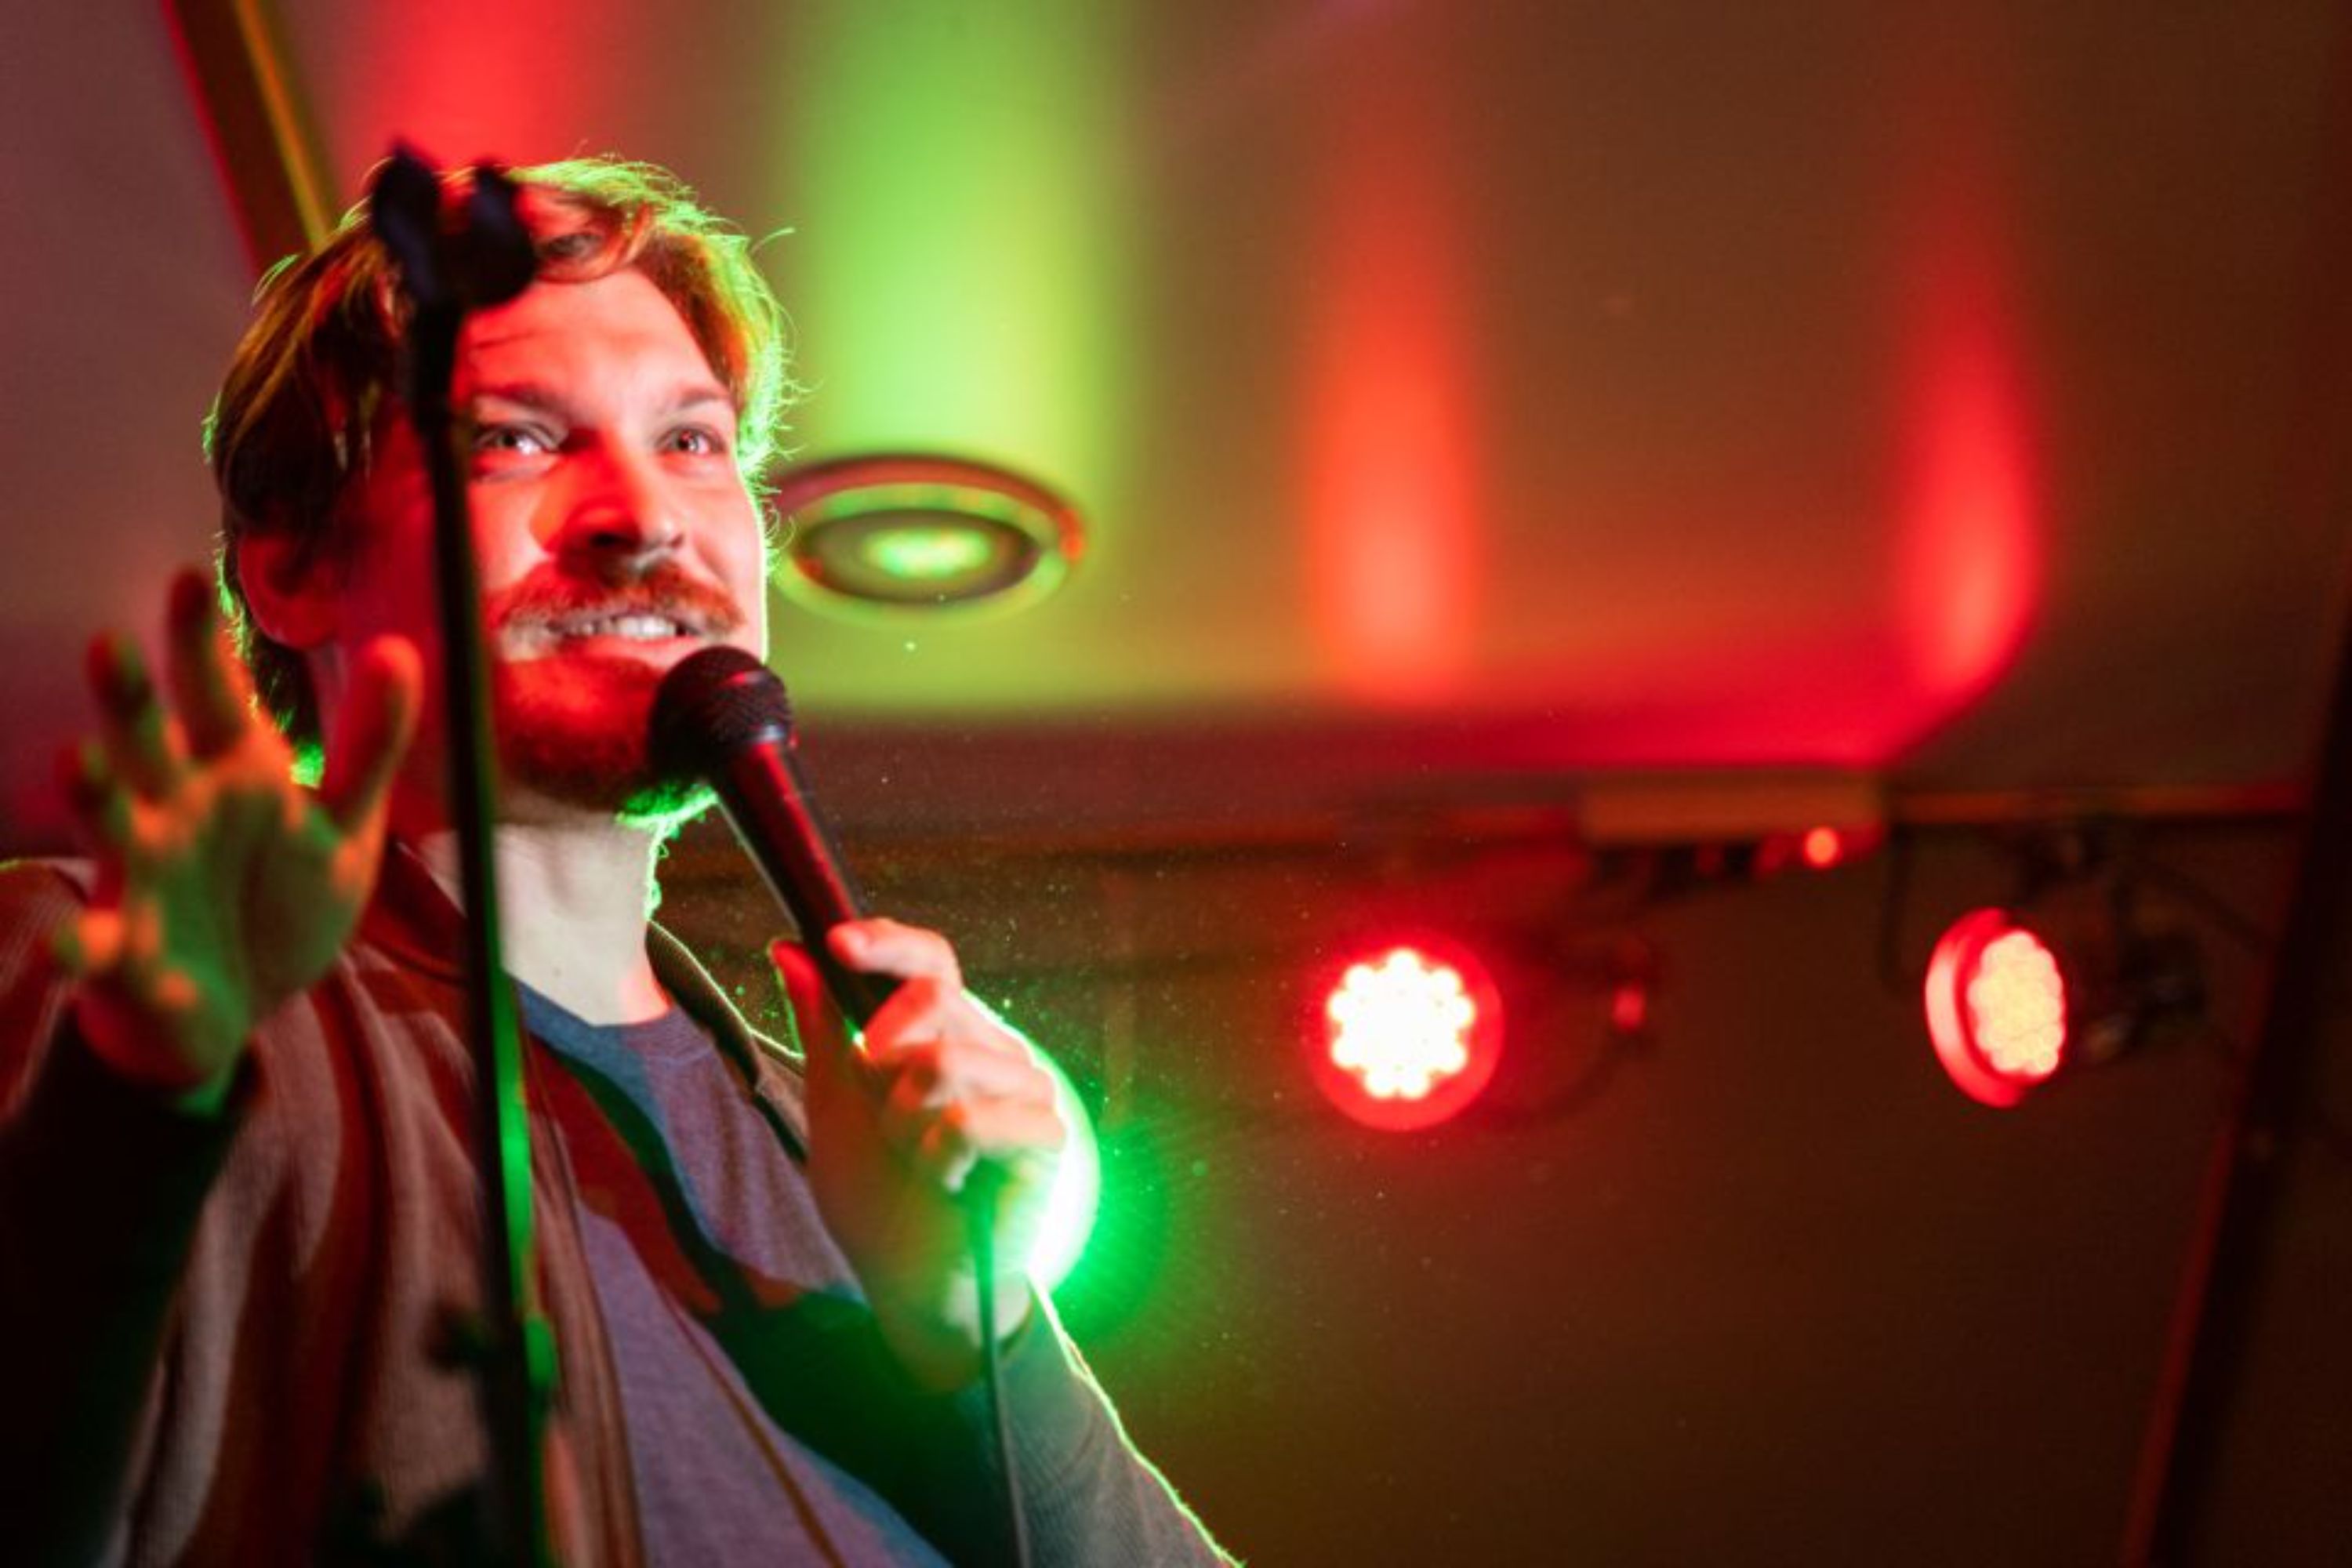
472,422,556,459
661,425,731,459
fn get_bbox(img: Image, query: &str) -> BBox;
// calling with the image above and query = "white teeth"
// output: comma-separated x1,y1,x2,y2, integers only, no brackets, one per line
549,614,685,641
608,615,683,640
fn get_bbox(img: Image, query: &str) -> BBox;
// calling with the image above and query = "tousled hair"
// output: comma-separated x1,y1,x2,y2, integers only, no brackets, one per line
206,157,795,744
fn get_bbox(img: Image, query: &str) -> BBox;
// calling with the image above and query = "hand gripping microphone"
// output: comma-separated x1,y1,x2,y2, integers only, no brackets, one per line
648,646,894,1028
649,644,1033,1565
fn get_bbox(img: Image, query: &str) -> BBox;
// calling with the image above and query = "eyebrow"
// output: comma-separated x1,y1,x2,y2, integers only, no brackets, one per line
463,380,735,421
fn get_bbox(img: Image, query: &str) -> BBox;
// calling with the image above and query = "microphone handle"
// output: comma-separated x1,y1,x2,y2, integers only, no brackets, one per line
696,714,1029,1567
710,731,1013,1206
710,739,897,1029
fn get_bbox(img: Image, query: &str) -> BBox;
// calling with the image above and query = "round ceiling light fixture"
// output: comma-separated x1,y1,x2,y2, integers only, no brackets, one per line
1309,938,1504,1132
768,454,1085,619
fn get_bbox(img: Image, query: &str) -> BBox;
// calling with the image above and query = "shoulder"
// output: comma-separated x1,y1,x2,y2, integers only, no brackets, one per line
0,857,93,919
0,858,93,995
0,858,94,1108
645,923,810,1144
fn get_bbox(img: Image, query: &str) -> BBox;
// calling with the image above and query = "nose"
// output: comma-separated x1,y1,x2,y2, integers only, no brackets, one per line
556,445,683,581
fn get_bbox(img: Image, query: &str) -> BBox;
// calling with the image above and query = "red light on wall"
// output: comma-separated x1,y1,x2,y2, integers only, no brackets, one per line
1608,978,1650,1036
1300,20,1479,706
1882,9,2043,745
1802,826,1845,869
1923,907,2068,1107
1311,941,1502,1131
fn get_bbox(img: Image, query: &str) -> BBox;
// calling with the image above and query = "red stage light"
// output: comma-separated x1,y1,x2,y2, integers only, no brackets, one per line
1802,826,1844,869
1923,908,2068,1107
1311,942,1502,1131
1608,979,1650,1036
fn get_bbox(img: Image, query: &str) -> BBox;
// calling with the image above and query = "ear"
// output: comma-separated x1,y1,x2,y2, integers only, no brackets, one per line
234,528,341,650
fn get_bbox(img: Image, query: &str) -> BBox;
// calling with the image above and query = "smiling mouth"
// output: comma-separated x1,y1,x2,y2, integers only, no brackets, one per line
503,610,719,655
493,564,747,658
546,612,697,641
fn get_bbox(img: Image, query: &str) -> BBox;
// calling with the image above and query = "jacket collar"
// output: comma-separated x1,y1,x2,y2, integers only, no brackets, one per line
361,837,811,1154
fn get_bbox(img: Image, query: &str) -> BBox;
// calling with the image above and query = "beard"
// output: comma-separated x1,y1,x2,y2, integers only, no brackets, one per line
491,653,718,827
483,564,748,828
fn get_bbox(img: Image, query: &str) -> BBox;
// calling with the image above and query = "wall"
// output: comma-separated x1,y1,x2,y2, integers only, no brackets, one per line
664,805,2338,1563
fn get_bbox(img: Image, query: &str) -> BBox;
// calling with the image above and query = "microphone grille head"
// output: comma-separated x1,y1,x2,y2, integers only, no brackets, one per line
650,646,794,777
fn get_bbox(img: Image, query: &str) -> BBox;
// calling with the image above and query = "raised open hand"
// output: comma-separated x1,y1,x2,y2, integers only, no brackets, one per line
52,567,420,1102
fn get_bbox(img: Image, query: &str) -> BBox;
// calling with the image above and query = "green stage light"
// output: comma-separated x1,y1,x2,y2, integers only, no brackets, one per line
1029,1046,1101,1294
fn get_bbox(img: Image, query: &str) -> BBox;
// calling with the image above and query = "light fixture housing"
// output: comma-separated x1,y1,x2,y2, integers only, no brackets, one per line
770,453,1084,619
1308,937,1504,1131
1924,907,2071,1108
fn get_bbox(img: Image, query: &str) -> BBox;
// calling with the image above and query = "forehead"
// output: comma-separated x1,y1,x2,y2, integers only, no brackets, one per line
454,267,722,394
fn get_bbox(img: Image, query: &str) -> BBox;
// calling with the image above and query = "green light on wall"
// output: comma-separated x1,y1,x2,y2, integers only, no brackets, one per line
782,2,1130,509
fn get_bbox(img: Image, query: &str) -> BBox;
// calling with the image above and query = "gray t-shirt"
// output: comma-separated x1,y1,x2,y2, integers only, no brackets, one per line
521,985,955,1564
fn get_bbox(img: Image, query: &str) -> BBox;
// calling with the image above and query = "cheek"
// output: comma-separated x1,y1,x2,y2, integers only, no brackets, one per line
333,538,436,648
467,494,556,596
712,496,771,644
737,543,769,648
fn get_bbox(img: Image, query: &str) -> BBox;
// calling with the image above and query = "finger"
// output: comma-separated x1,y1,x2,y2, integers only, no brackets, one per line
318,636,422,835
768,937,864,1080
83,901,208,1026
858,975,971,1058
829,919,961,988
873,1036,1054,1112
51,906,126,982
915,1112,983,1192
88,632,182,798
56,739,131,852
164,568,252,760
877,1048,1063,1176
906,1102,1067,1192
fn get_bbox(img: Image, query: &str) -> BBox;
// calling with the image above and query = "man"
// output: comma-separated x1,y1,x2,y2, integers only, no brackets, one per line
0,159,1227,1564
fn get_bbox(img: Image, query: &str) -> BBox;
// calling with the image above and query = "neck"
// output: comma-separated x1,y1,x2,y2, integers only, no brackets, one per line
408,806,670,1025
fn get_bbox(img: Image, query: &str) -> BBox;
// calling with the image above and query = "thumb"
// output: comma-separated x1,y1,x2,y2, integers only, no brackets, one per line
768,937,864,1089
319,636,423,834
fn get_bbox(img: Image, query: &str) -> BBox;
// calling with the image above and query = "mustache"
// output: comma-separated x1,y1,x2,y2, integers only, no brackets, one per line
487,564,748,638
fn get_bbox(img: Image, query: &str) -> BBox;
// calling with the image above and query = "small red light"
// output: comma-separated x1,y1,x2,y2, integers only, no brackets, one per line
1924,908,2068,1107
1608,980,1650,1036
1311,940,1502,1131
1802,826,1844,869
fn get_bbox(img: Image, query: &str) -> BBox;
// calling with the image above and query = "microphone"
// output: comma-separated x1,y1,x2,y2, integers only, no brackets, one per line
653,648,1028,1562
648,646,895,1027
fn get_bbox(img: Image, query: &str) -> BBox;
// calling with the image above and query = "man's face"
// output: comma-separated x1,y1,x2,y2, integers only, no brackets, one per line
322,266,768,822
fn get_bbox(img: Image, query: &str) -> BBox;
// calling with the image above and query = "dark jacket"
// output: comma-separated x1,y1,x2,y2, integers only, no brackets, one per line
0,851,1225,1566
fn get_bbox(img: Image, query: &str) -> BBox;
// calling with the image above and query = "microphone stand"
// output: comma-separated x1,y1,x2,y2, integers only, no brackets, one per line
368,147,552,1566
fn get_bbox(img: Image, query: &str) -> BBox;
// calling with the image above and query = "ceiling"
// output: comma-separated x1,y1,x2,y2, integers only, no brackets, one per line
5,0,2352,850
